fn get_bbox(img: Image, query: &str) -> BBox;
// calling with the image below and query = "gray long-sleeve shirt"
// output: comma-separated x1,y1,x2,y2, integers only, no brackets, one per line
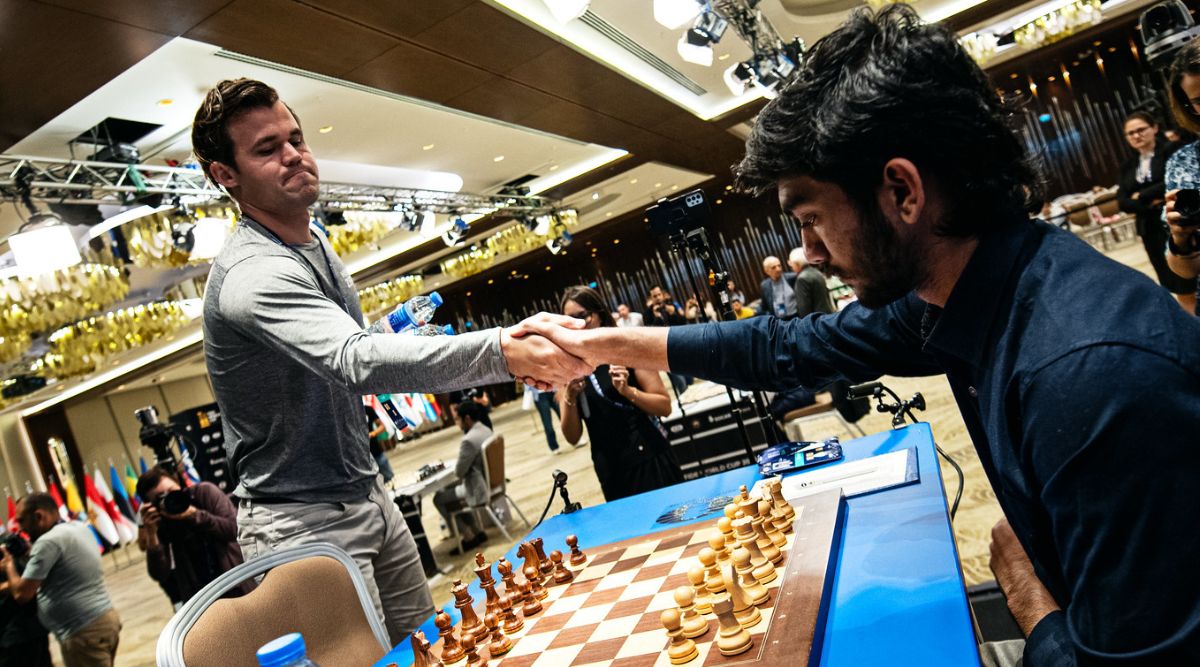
203,218,511,502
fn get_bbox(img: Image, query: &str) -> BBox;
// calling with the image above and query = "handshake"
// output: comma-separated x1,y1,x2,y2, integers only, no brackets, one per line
499,313,600,390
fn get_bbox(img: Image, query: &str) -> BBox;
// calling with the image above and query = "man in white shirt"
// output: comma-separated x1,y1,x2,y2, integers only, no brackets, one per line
615,304,644,327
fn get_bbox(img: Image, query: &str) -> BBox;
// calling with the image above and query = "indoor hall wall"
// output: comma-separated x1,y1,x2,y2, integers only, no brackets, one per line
0,413,41,495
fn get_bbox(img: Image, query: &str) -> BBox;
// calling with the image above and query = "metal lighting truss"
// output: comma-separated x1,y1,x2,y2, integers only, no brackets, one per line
0,154,559,216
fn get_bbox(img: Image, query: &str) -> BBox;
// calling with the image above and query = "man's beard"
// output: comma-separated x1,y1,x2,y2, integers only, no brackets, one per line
822,202,924,309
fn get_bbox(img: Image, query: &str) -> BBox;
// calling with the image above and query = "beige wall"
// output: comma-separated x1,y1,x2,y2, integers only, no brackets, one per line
0,413,40,495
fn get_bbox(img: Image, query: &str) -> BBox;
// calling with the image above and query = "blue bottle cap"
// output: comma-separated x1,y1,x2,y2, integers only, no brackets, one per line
442,324,455,336
256,633,307,667
430,291,443,308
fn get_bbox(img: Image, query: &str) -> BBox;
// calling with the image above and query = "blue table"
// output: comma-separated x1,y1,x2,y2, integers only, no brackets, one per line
377,423,980,666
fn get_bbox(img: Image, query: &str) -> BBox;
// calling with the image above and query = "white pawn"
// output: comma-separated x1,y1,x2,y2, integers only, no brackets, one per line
758,499,788,549
687,567,713,614
699,547,726,595
673,586,710,639
661,608,700,665
708,532,730,564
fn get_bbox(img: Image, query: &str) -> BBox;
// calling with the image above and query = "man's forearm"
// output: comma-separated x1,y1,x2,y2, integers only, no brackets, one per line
576,326,670,371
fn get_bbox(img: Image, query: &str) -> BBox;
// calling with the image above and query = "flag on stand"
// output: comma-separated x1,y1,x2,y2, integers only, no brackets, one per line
123,464,141,510
177,445,201,486
83,475,120,546
5,494,18,533
63,477,84,517
139,457,149,474
109,464,138,525
46,480,70,521
93,468,136,544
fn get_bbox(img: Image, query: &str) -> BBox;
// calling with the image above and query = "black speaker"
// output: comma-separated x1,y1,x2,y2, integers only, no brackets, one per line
968,580,1025,642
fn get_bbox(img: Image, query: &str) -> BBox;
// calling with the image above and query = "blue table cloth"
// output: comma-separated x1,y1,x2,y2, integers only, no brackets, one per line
377,423,979,666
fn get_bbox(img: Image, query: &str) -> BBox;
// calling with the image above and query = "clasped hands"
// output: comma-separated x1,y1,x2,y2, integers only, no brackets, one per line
499,313,597,390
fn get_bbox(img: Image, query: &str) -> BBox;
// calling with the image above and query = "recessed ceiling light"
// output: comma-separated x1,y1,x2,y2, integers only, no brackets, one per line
724,185,733,190
116,384,125,391
591,192,600,200
423,143,435,150
613,239,621,244
545,265,551,271
671,184,679,190
654,182,662,188
319,125,334,134
630,178,638,184
487,279,494,284
606,212,613,217
718,53,731,61
157,98,173,107
466,291,472,296
549,165,559,171
494,155,505,162
715,199,723,204
511,269,518,275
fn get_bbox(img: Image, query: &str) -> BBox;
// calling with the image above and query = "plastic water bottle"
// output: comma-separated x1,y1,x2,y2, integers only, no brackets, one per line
256,633,319,667
367,292,443,334
412,323,455,336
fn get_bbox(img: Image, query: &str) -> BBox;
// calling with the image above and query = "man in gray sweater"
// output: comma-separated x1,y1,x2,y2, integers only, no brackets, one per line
192,78,589,642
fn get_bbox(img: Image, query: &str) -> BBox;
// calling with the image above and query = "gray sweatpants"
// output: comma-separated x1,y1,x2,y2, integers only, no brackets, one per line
236,476,433,645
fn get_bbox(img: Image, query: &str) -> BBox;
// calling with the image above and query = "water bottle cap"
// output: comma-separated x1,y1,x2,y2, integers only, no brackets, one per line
256,633,307,667
430,291,443,308
442,324,455,336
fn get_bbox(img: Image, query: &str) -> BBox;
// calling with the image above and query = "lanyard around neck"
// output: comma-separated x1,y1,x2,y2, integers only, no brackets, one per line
245,216,350,315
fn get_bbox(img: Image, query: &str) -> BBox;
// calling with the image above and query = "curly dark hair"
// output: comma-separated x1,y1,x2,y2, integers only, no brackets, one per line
1168,38,1200,136
192,78,299,184
735,5,1042,237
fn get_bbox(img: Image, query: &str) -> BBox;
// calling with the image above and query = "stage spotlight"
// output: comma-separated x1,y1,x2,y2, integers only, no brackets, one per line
724,61,755,95
419,210,438,238
654,0,701,29
546,230,573,255
520,215,539,233
9,212,82,276
442,217,469,246
534,214,554,236
678,29,714,66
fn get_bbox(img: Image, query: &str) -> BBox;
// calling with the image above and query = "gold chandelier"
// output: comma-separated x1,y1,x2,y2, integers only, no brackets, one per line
0,264,129,340
357,274,425,318
440,210,579,279
1014,0,1102,50
33,301,192,379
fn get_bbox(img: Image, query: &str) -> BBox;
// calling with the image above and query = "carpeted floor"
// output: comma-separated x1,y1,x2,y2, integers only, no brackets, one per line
88,237,1164,666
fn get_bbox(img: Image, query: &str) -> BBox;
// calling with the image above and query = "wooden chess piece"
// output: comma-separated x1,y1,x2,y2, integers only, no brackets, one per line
738,484,751,503
698,547,726,595
723,563,761,629
484,611,513,656
411,630,443,667
768,478,796,526
732,516,777,584
738,496,783,565
723,502,739,522
519,542,540,583
475,553,502,616
550,549,574,584
459,631,484,667
498,592,524,633
497,557,526,605
451,579,488,643
566,534,587,566
732,548,770,607
673,586,710,639
661,608,700,665
707,532,730,564
526,566,548,600
717,516,737,548
687,567,713,614
520,580,543,616
711,594,752,657
435,610,465,665
758,499,788,548
532,537,554,576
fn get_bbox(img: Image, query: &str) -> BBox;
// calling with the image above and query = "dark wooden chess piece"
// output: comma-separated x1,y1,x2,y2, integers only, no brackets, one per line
532,537,554,576
459,631,484,667
550,549,574,584
520,579,543,616
497,557,525,604
566,534,587,566
475,552,501,616
411,630,444,667
435,610,465,665
484,611,513,656
498,591,524,633
451,579,488,643
519,542,541,584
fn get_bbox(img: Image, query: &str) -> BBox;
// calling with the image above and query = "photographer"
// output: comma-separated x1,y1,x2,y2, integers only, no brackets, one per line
136,466,253,605
0,531,51,667
1,493,120,667
1162,37,1200,315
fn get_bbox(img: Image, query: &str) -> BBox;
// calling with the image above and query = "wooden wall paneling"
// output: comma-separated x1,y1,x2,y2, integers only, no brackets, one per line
347,40,499,103
36,0,234,35
298,0,475,40
408,2,559,74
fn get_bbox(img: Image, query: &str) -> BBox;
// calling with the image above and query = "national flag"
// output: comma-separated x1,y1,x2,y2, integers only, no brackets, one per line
93,468,136,544
46,481,70,521
109,465,138,525
123,463,141,510
63,477,84,516
422,394,440,421
5,494,18,533
139,457,149,474
83,475,119,546
177,446,201,486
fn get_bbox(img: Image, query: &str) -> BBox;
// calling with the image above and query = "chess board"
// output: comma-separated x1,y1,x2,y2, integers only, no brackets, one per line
423,487,846,667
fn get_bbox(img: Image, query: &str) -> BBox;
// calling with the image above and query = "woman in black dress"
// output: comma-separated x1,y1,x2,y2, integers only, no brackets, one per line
557,286,683,501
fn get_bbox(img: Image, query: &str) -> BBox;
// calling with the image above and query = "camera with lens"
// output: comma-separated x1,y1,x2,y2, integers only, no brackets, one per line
1174,189,1200,224
153,489,192,516
1,530,29,561
136,405,179,471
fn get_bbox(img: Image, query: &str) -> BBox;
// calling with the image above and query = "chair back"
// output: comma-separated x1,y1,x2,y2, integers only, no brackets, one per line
483,434,506,496
157,543,389,667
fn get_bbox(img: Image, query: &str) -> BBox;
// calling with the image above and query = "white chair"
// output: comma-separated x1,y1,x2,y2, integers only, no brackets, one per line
449,434,531,548
156,542,389,667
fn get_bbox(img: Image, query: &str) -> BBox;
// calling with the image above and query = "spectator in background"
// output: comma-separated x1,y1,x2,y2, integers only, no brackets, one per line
646,286,686,327
0,530,51,667
2,494,120,667
788,247,836,317
759,256,798,318
615,304,644,327
557,286,683,501
136,466,254,608
524,385,568,454
731,298,756,319
432,400,492,555
724,279,746,305
1163,39,1200,315
683,296,708,324
1117,110,1196,311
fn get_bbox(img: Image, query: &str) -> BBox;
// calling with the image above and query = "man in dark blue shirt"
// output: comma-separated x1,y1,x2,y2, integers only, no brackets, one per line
519,6,1200,665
